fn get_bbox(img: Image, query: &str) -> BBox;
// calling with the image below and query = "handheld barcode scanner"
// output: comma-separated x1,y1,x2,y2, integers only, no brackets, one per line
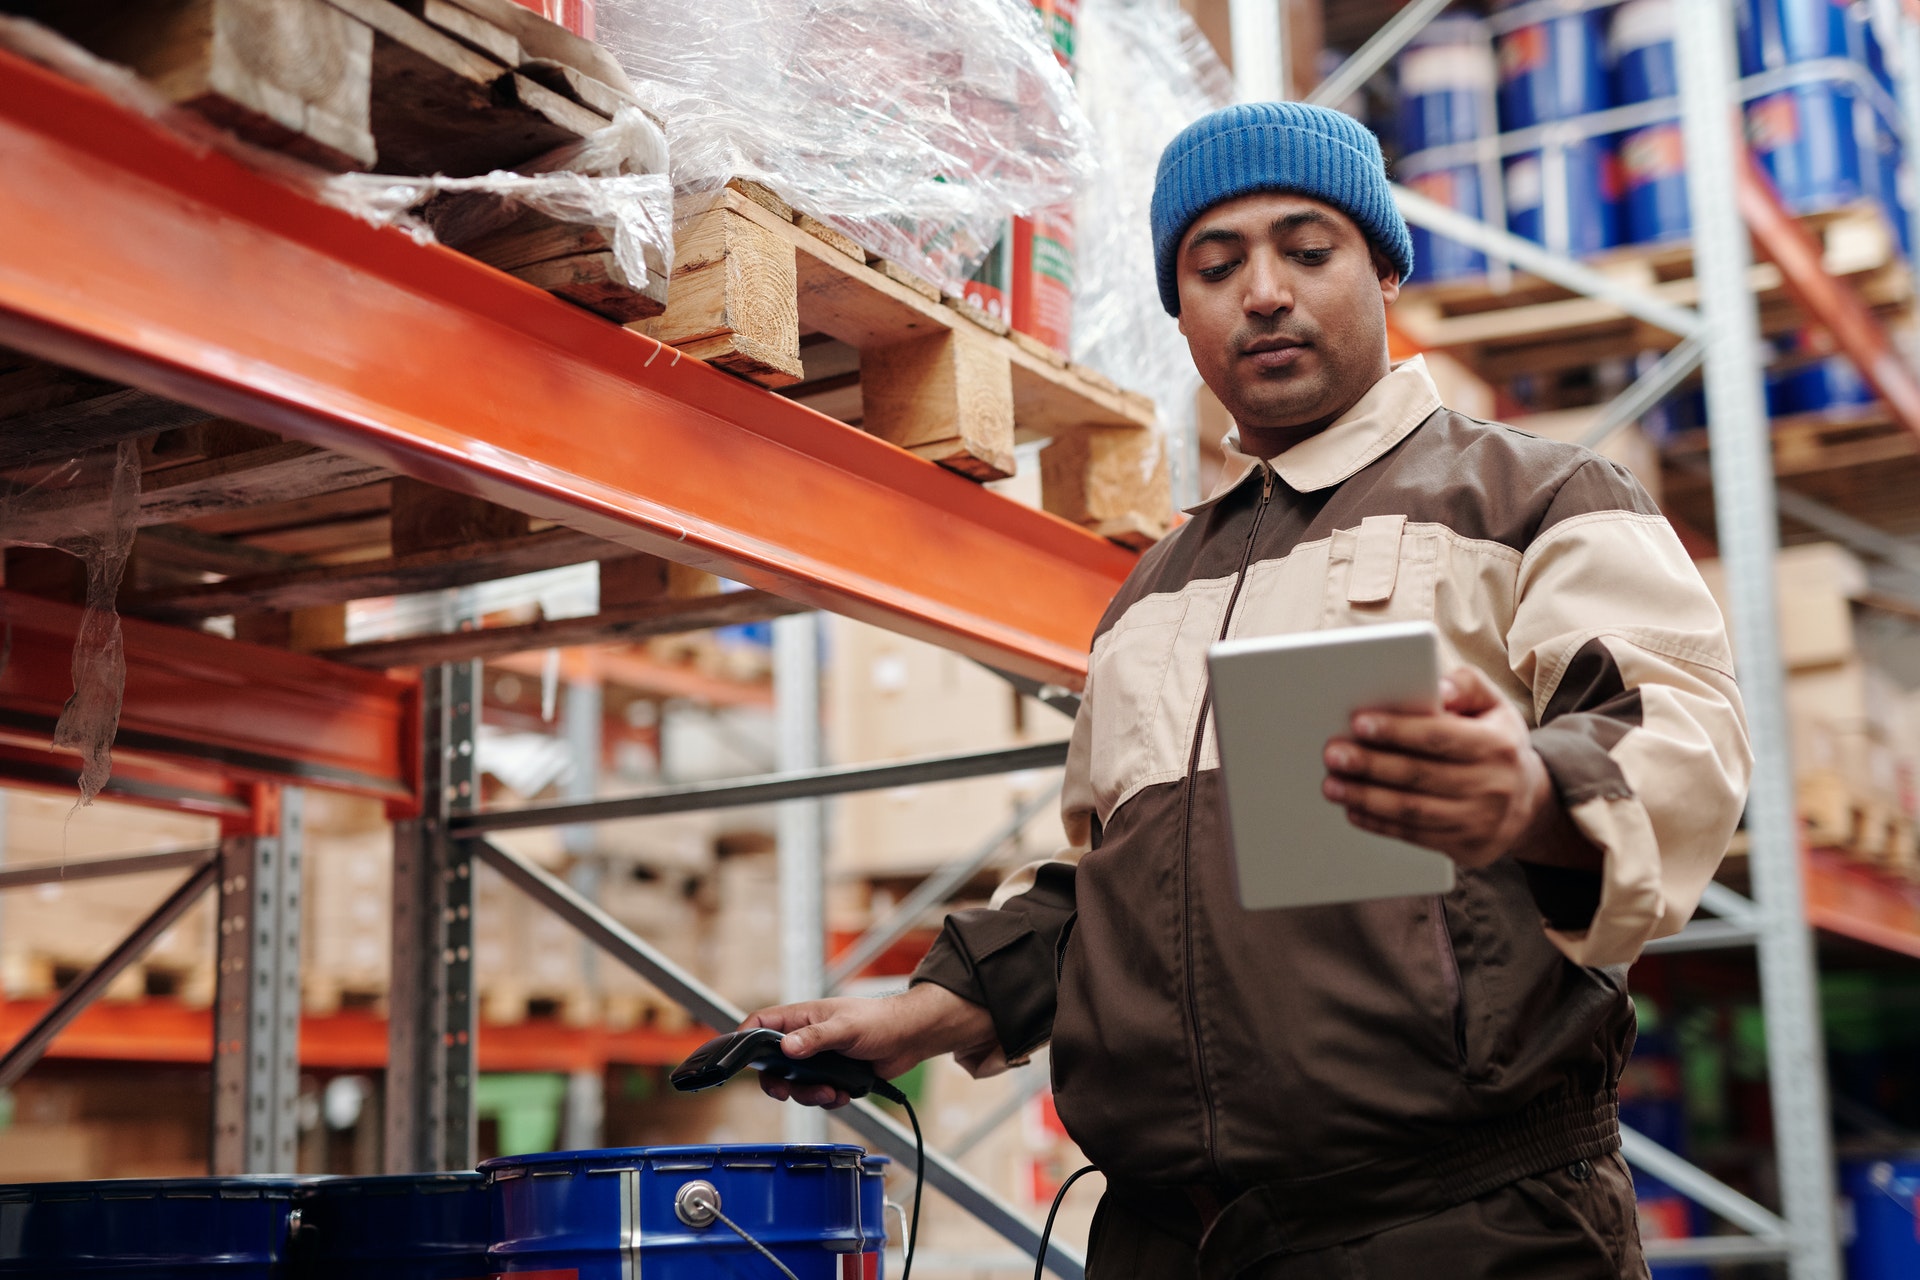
670,1027,889,1100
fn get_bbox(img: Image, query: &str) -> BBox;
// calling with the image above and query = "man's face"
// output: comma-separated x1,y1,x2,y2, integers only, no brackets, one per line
1175,192,1401,449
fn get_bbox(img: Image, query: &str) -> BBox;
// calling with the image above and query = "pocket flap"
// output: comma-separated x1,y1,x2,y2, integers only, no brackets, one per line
1347,514,1407,604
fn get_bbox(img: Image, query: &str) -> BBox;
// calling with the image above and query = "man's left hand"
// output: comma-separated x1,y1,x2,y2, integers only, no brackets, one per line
1321,665,1556,869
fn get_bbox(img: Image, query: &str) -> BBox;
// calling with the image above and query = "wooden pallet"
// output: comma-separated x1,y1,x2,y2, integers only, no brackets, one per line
5,0,668,321
1801,771,1920,872
635,185,1174,545
1394,204,1913,381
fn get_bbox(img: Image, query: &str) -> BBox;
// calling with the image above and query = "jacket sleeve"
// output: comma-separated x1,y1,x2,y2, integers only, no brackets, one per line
1507,458,1753,967
910,671,1096,1076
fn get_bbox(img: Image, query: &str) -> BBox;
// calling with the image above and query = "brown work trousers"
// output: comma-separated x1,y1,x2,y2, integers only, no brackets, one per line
1086,1153,1650,1280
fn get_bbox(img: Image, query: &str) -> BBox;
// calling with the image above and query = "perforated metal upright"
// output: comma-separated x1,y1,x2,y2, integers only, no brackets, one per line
211,786,304,1175
386,661,481,1172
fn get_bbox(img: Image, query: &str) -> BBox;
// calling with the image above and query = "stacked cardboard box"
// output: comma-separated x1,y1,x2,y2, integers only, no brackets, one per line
1696,543,1919,869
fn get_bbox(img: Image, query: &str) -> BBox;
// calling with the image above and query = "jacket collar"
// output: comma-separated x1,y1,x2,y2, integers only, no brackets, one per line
1188,356,1444,512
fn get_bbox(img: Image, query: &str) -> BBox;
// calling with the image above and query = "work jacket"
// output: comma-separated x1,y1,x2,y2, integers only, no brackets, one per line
913,357,1752,1266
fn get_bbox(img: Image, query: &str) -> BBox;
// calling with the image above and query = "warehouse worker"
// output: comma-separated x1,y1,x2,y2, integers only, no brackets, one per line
747,102,1752,1279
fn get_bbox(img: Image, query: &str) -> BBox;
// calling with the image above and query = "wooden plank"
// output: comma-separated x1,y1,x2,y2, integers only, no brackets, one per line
797,213,865,263
637,205,803,386
323,0,596,176
3,442,391,544
135,525,303,577
234,604,349,652
406,0,521,66
431,0,635,91
322,588,808,668
0,382,218,468
861,329,1016,480
123,526,614,620
512,251,666,321
515,57,639,120
12,0,376,170
388,476,528,554
728,178,794,223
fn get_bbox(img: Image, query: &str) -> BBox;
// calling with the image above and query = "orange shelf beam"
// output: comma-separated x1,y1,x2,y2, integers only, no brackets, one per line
1804,847,1920,961
0,48,1133,690
0,999,708,1074
0,592,419,806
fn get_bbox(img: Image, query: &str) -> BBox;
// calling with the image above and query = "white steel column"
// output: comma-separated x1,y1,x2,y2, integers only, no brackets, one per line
775,612,827,1144
1229,0,1287,102
1675,4,1841,1277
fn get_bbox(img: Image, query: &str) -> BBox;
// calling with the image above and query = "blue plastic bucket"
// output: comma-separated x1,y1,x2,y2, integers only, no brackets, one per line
1747,81,1866,215
0,1177,305,1277
1839,1156,1920,1280
1770,354,1875,416
1621,122,1690,243
1396,16,1497,152
1496,9,1612,129
484,1144,875,1279
1610,0,1676,105
858,1156,890,1279
1506,138,1622,256
292,1172,490,1279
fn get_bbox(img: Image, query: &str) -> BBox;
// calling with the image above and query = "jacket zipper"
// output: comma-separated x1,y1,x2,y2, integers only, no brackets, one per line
1182,462,1275,1184
1433,896,1468,1068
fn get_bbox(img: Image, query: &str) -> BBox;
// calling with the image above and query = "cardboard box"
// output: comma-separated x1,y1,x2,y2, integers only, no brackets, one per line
1696,542,1869,670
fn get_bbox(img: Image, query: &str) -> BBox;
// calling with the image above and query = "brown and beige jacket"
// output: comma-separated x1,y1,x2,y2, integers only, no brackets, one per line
914,357,1751,1256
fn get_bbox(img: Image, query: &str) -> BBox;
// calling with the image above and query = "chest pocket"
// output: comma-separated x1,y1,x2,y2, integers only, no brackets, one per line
1323,514,1437,627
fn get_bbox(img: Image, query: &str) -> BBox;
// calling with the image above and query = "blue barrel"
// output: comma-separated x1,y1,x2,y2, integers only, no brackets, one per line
485,1144,872,1279
1770,354,1875,416
1403,164,1489,280
0,1178,305,1277
1840,1156,1920,1280
1506,138,1622,256
292,1173,490,1280
1747,81,1866,215
1621,121,1691,242
1610,0,1676,105
1495,8,1611,129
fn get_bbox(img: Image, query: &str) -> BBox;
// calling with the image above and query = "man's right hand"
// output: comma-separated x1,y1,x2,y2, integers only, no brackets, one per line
741,982,999,1109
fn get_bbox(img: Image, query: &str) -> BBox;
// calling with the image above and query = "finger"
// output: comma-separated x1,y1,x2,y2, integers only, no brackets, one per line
1348,710,1500,762
786,1083,844,1108
1324,739,1481,796
1441,665,1502,716
823,1091,853,1111
782,1018,853,1058
760,1075,792,1102
1323,776,1474,832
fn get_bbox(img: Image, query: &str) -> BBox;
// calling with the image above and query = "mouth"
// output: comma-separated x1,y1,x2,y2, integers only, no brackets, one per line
1239,337,1310,368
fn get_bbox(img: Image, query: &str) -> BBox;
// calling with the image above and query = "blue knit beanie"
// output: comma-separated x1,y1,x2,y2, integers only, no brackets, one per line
1151,102,1414,315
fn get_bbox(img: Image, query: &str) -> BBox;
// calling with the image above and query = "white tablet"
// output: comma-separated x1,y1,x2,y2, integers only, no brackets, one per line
1207,621,1457,910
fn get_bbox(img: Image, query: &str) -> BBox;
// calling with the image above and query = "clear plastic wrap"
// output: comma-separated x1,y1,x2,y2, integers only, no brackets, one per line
320,106,675,293
1071,0,1232,505
594,0,1096,293
0,443,141,806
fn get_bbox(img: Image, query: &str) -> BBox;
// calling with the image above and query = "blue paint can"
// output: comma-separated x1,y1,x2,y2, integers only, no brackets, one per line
1620,121,1691,243
1610,0,1676,105
859,1156,891,1279
292,1172,491,1279
0,1177,305,1278
1839,1156,1920,1280
1395,16,1496,280
1770,354,1875,417
484,1144,877,1280
1396,16,1497,152
1747,0,1854,70
1747,81,1866,215
1506,138,1622,257
1495,7,1612,129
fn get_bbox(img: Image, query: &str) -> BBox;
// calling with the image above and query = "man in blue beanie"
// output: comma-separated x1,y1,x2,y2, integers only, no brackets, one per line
748,103,1749,1279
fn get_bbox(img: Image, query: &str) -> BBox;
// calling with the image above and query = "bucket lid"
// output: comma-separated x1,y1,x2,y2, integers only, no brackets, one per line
299,1172,486,1200
481,1143,869,1180
0,1176,310,1203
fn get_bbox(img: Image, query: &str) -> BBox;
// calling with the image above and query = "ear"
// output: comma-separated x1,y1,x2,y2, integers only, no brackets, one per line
1371,248,1402,306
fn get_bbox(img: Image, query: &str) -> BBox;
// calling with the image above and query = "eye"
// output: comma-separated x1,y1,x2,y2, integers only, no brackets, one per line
1293,248,1332,265
1197,259,1239,281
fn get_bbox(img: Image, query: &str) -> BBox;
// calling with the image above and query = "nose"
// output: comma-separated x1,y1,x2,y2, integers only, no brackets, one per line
1242,249,1291,319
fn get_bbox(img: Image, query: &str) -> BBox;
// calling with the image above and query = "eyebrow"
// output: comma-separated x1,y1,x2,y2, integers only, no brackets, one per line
1185,209,1342,254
